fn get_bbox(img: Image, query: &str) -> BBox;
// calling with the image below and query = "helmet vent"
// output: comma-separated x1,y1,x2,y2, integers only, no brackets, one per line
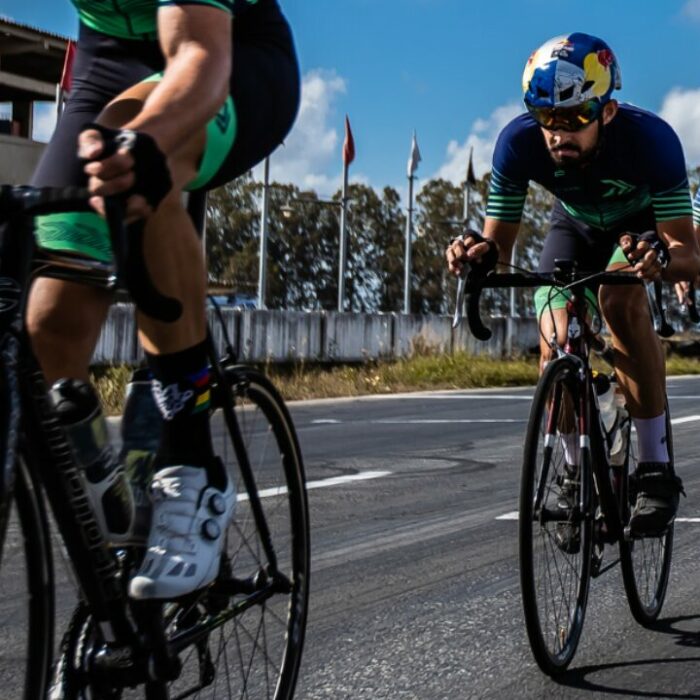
581,80,595,93
559,86,575,101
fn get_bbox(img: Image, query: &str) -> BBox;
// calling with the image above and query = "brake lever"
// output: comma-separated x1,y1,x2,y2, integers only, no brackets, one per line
452,264,469,329
644,279,674,338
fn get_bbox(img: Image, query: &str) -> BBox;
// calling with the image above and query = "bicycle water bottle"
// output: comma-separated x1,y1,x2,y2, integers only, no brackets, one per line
609,382,629,467
50,378,134,544
119,368,163,542
594,373,617,432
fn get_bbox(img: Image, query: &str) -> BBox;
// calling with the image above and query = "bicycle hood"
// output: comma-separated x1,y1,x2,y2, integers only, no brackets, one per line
522,32,622,109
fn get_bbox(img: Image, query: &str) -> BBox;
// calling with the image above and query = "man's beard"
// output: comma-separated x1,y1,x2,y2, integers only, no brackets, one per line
548,143,595,169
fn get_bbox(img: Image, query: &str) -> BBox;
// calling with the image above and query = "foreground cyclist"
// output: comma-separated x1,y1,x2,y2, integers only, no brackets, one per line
28,1,299,598
446,33,699,536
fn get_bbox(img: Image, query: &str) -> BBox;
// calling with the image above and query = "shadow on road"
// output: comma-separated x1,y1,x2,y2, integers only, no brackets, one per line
553,654,700,698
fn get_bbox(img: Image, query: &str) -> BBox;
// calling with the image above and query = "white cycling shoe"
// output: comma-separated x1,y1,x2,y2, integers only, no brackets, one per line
129,464,235,600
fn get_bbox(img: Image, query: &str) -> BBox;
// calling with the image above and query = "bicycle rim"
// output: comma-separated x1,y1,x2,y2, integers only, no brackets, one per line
519,357,592,675
164,365,310,699
0,459,54,700
619,404,673,625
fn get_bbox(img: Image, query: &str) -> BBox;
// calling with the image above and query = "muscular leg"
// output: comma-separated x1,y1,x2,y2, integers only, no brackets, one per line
598,276,665,419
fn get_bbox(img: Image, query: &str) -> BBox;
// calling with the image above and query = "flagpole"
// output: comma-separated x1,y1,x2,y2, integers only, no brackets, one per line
462,145,474,226
257,156,270,310
338,162,349,312
403,172,414,314
338,115,354,313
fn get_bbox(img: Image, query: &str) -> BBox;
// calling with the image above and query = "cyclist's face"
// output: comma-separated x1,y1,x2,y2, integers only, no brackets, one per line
541,101,618,167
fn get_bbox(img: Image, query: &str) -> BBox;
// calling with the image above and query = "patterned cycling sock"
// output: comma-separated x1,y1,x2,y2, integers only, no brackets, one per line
145,340,216,477
632,413,669,464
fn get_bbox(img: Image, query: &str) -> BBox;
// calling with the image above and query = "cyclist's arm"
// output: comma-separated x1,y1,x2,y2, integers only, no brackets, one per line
123,4,232,155
658,216,700,282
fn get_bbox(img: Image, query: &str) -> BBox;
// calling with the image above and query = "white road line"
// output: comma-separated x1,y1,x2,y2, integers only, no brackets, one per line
670,415,700,425
311,418,526,425
496,511,700,523
376,419,526,424
496,511,519,520
237,470,391,501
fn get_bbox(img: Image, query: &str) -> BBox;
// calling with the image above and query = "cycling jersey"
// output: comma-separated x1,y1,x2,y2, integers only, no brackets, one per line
70,0,271,40
487,104,692,231
693,188,700,227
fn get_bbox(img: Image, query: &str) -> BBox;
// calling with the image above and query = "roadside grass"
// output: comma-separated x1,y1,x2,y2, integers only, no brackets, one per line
91,351,700,414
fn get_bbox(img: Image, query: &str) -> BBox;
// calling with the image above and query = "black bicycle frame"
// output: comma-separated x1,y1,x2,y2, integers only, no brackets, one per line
0,194,288,677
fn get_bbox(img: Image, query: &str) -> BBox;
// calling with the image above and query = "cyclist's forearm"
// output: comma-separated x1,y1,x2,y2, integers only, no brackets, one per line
123,44,230,156
483,217,519,264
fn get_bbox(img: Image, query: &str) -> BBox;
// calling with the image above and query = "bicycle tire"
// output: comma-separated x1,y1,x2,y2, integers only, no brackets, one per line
54,365,309,699
0,457,55,700
619,401,674,625
519,356,593,676
0,339,54,700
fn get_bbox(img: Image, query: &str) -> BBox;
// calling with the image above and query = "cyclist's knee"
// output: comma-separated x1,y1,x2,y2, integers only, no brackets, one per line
599,284,646,331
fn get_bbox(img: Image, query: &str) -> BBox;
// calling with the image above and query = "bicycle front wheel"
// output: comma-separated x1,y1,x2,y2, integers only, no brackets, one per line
0,458,54,700
519,357,593,675
167,365,310,699
619,402,673,625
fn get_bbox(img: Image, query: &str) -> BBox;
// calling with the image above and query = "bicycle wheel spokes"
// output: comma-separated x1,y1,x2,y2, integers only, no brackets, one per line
166,367,309,700
620,416,673,625
520,358,591,675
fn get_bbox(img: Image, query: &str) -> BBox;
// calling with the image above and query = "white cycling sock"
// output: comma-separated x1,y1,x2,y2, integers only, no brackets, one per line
561,433,580,466
632,413,669,463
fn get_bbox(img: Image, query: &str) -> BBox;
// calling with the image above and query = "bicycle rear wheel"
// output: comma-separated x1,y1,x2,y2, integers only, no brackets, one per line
619,403,673,625
519,357,593,675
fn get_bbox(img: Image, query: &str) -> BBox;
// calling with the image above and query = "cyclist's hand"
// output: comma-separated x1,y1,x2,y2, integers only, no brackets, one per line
619,231,669,281
78,124,172,222
446,229,498,276
675,280,689,305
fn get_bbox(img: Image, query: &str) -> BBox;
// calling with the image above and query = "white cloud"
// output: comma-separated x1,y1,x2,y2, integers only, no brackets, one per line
255,69,349,195
659,87,700,165
682,0,700,21
32,102,57,143
433,102,522,184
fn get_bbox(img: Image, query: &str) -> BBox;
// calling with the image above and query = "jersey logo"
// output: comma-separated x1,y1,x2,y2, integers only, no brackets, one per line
215,101,232,134
601,179,635,198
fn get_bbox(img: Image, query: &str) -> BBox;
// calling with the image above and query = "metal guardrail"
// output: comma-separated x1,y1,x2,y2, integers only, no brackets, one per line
92,304,540,365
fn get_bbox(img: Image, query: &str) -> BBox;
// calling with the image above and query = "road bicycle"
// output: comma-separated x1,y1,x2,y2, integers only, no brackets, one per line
0,185,310,699
454,254,676,676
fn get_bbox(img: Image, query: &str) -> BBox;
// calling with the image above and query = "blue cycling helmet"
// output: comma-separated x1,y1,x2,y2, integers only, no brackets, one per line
522,32,622,109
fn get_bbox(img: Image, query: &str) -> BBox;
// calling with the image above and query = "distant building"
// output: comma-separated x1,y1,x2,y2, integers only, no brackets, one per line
0,18,69,184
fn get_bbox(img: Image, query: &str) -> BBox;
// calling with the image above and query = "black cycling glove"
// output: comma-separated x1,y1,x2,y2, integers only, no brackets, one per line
81,123,173,210
623,230,670,269
452,228,499,275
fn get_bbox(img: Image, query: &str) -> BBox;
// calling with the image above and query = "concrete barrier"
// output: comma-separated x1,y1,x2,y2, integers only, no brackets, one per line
393,314,453,357
324,312,393,361
93,305,540,365
240,309,323,362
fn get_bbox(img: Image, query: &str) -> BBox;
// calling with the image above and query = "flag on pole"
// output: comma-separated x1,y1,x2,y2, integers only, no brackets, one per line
407,131,421,177
60,40,76,92
342,115,355,166
466,145,476,186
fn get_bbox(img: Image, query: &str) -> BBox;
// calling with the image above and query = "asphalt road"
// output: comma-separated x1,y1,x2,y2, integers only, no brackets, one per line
3,376,700,699
287,376,700,700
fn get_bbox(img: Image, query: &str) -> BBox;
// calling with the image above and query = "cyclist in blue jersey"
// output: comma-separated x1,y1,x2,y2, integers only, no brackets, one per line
446,33,699,537
28,0,299,599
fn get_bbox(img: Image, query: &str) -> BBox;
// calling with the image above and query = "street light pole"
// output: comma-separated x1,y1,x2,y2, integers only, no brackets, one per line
403,173,415,314
257,156,270,310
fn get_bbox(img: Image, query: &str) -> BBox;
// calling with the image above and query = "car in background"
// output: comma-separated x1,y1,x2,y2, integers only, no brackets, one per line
208,293,257,310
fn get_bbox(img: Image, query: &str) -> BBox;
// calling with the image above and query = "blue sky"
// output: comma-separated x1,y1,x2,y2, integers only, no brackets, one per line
6,0,700,195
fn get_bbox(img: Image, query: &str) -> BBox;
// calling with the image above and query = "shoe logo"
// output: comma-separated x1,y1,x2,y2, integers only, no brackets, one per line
152,381,194,420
